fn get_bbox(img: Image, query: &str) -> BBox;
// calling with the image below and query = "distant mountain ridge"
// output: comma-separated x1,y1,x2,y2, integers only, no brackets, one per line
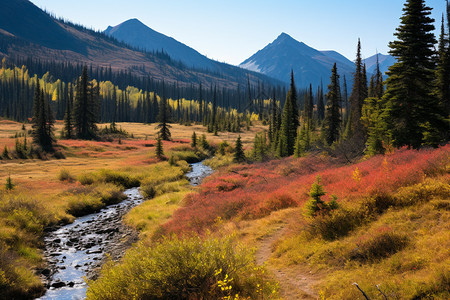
0,0,280,92
363,53,396,76
240,33,396,88
240,33,356,88
104,19,217,71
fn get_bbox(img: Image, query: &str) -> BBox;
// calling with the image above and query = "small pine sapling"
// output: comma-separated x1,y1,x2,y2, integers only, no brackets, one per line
5,175,14,191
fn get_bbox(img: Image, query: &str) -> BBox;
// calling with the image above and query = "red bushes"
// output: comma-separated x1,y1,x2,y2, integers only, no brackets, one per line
162,145,449,236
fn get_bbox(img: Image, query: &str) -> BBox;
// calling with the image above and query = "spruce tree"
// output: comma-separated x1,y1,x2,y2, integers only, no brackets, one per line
73,67,98,140
278,71,299,156
384,0,444,148
156,135,164,158
31,79,54,151
363,56,387,155
234,135,245,162
316,83,325,122
435,3,450,140
191,131,197,148
63,83,73,139
304,84,314,124
322,63,341,145
156,84,171,141
348,39,368,135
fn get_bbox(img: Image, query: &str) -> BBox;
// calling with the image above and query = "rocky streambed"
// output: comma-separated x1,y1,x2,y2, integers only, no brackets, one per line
37,161,213,300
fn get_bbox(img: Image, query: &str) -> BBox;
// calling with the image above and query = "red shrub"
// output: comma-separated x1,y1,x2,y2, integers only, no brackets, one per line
161,145,449,236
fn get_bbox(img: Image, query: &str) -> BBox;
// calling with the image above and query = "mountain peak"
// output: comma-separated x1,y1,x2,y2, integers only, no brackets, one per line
122,18,144,26
275,32,296,42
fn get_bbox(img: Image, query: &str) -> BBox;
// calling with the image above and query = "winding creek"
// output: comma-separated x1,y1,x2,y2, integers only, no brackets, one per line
38,161,213,300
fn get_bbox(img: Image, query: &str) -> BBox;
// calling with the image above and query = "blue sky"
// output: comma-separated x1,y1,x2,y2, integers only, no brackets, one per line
30,0,446,65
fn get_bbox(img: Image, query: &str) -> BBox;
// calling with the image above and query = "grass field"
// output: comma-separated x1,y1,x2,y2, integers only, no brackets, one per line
1,119,449,299
0,120,266,299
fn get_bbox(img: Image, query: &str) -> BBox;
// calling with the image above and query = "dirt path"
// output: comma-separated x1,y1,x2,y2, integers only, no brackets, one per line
255,225,320,299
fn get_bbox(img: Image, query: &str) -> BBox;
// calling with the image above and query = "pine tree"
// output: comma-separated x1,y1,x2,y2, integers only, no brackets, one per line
63,83,74,138
31,79,54,151
234,135,245,162
316,83,325,122
348,39,368,136
363,55,387,155
73,67,98,139
435,3,450,141
384,0,444,148
5,174,14,191
278,71,299,156
156,84,171,141
322,63,341,145
305,175,326,217
304,84,314,124
156,135,164,158
191,131,197,148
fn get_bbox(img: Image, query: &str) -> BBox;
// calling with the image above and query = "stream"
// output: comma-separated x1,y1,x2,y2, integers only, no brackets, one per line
38,161,213,300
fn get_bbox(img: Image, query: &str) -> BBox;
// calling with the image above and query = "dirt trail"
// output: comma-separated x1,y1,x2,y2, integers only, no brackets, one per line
255,225,320,299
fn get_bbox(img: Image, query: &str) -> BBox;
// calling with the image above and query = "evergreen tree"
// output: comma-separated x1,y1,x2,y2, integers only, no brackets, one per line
73,67,98,139
323,63,341,145
5,174,14,191
31,79,54,151
303,84,314,129
156,83,171,140
234,135,245,162
384,0,444,148
316,83,325,122
156,135,164,158
278,71,299,156
363,55,387,155
191,131,197,148
435,3,450,139
348,39,368,135
63,83,74,138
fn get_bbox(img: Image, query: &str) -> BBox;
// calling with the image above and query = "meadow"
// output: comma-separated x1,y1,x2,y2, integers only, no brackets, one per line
1,119,449,299
0,120,262,299
116,144,448,299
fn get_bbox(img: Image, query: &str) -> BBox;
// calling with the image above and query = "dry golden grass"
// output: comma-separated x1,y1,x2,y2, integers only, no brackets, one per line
0,120,266,299
0,121,263,198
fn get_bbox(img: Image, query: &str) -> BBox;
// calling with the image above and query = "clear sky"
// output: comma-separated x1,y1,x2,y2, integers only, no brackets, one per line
30,0,447,65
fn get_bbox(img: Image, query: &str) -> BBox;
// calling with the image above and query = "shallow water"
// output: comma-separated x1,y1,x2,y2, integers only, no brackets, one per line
38,161,213,300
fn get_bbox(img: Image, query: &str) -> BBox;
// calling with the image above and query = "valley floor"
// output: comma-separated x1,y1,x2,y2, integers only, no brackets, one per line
0,120,448,299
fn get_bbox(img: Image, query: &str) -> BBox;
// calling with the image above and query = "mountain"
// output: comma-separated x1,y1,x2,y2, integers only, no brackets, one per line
0,0,280,91
104,19,216,71
239,33,355,88
363,53,396,76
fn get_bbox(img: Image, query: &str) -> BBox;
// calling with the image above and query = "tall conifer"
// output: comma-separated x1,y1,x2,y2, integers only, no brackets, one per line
323,64,341,145
384,0,444,148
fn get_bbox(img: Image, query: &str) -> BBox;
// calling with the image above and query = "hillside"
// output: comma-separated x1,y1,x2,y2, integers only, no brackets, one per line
0,0,280,90
104,19,217,71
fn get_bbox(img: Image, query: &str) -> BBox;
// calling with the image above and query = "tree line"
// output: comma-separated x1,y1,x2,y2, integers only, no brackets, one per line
250,0,448,161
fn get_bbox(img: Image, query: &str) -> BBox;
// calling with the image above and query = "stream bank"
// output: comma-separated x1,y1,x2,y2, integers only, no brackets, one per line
37,161,213,300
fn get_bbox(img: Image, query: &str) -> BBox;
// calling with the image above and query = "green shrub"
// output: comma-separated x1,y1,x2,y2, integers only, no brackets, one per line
77,173,97,185
171,150,200,163
309,208,366,240
57,168,74,182
93,183,126,205
350,230,409,262
96,169,140,189
66,194,103,217
141,183,156,199
87,236,277,300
